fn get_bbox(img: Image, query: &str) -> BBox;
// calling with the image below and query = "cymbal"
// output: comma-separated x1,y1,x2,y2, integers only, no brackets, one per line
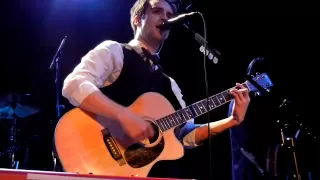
0,93,39,120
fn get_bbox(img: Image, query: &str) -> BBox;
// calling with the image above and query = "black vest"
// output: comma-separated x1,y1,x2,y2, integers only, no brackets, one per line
99,44,181,111
100,44,188,178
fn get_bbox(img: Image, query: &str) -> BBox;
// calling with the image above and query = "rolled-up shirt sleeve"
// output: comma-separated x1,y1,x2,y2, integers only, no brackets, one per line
62,40,123,107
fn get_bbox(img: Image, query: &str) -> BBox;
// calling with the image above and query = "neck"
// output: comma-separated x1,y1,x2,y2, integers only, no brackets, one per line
135,36,161,54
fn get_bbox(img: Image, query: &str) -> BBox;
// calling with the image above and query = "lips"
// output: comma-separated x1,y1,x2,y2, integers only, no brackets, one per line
155,25,162,31
156,21,165,30
155,25,162,33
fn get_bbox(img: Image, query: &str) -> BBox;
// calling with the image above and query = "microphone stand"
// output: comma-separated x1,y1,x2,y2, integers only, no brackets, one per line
49,36,67,120
48,36,67,171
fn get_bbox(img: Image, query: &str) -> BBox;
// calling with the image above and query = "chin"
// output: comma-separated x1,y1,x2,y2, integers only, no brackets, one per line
152,34,164,43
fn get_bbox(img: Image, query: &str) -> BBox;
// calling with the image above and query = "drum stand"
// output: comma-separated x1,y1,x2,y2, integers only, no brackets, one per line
277,99,301,180
7,102,19,169
0,93,40,169
279,123,301,180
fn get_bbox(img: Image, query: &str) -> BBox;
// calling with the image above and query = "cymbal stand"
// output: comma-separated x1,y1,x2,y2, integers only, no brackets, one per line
7,102,19,169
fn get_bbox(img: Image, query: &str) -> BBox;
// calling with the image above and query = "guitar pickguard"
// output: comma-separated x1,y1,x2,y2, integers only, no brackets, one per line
124,137,164,168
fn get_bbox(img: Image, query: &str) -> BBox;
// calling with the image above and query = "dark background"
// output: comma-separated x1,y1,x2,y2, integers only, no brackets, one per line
1,0,318,179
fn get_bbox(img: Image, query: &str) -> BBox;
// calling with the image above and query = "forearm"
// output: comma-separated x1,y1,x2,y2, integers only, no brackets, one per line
195,116,237,145
79,91,124,121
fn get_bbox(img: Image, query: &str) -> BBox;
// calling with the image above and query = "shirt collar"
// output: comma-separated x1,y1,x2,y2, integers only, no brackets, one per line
128,39,161,67
128,39,146,55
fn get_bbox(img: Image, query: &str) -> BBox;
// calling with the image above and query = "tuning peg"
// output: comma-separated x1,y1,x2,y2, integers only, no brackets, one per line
254,92,261,96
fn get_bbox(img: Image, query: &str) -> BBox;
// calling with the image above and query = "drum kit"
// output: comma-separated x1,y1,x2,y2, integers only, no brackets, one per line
0,36,67,171
0,93,40,169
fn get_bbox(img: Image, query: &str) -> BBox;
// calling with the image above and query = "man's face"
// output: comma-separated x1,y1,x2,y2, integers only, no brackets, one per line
136,0,174,43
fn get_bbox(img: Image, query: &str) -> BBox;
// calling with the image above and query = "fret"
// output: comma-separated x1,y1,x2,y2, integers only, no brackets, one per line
156,119,166,132
211,96,221,106
174,111,182,124
216,93,226,104
196,102,206,113
184,108,194,120
191,104,201,116
177,109,186,122
163,118,170,130
222,90,232,102
159,118,168,130
180,109,190,121
169,114,179,125
203,98,215,110
173,112,183,124
162,117,171,129
197,101,207,112
167,115,176,128
163,117,171,129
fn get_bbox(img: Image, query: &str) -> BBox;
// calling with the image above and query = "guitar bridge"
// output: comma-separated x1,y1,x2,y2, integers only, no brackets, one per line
101,128,126,166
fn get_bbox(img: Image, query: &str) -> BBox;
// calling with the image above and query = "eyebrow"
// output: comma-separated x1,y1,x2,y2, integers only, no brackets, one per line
152,6,174,17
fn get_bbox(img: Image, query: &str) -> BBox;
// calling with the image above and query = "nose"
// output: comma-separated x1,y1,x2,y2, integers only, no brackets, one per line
160,12,169,22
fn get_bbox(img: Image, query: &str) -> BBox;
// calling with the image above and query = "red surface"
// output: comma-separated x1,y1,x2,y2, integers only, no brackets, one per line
0,168,196,180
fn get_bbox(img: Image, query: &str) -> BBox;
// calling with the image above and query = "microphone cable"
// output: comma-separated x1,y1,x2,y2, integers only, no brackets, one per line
158,6,212,178
195,11,212,180
180,2,214,177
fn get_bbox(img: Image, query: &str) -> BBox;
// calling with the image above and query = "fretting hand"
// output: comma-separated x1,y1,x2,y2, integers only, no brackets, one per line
229,83,251,125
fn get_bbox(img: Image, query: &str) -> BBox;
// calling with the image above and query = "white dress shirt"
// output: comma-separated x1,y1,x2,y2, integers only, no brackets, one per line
62,39,199,148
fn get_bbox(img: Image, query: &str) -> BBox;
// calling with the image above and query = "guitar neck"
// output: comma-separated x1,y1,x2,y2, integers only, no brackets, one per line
155,82,250,132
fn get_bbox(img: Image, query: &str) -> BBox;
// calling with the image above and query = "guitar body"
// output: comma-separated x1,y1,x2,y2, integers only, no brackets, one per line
54,92,184,177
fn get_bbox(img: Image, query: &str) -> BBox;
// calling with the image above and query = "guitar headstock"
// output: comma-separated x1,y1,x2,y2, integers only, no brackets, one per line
245,72,274,96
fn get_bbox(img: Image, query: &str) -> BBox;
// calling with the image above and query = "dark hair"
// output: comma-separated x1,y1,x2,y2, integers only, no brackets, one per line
130,0,180,35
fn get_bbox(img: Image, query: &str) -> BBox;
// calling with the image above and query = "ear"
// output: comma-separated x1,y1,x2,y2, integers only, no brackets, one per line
133,15,142,28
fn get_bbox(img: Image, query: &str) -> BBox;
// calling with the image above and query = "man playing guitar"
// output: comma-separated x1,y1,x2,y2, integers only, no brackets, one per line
58,0,251,178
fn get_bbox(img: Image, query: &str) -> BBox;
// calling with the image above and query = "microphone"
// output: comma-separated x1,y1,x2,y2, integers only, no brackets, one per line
157,12,198,31
49,36,67,70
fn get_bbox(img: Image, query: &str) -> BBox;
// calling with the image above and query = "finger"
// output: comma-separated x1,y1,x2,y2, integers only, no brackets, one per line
230,90,240,104
141,126,150,140
147,125,155,139
137,132,146,141
236,83,250,98
236,83,246,89
240,87,250,98
232,89,244,102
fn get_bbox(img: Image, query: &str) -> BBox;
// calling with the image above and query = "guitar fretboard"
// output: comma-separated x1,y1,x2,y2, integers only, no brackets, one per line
155,83,249,132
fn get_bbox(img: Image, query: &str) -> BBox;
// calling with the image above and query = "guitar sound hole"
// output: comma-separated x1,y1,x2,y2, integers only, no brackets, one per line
124,120,164,168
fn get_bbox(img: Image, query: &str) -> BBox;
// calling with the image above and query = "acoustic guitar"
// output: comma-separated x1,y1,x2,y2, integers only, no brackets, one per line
54,73,273,177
